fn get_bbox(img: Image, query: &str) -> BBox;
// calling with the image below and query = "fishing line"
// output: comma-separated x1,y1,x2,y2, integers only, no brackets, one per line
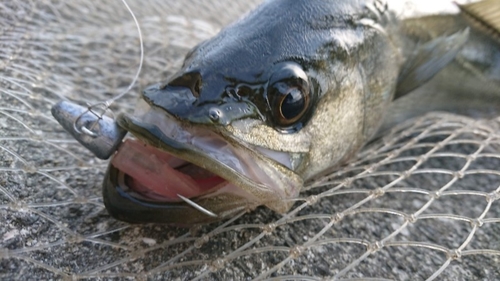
73,0,144,137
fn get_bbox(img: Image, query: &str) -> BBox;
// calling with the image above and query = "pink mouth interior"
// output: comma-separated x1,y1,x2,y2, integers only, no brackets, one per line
111,139,226,202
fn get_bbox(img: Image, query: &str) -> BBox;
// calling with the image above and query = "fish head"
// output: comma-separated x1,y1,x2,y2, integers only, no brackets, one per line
103,0,400,224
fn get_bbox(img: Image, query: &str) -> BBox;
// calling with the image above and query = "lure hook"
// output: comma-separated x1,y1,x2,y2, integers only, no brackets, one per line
177,194,218,218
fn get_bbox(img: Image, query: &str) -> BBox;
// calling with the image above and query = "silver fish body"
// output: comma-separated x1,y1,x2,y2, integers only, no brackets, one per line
101,0,500,224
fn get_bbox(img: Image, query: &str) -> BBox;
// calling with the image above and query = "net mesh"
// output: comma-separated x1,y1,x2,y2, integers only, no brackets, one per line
1,0,500,280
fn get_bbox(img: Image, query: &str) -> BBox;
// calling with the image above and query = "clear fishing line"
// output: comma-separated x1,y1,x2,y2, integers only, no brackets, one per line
73,0,144,137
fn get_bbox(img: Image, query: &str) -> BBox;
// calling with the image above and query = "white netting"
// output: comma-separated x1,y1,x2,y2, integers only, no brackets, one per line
1,0,500,280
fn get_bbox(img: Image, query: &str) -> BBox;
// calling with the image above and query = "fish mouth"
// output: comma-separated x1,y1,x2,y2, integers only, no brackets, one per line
102,103,302,224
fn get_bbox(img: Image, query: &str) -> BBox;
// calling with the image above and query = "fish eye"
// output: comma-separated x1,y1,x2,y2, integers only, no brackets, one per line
267,62,310,128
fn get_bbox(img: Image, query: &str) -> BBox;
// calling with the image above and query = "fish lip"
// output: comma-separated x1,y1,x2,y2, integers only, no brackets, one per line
102,164,217,224
103,163,252,224
103,112,299,223
115,113,275,197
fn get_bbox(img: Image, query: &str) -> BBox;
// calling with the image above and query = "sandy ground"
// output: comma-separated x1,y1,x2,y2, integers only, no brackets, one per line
1,0,500,280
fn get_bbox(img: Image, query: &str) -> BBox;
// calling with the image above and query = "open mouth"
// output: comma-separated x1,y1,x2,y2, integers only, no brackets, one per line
111,138,228,202
102,101,303,223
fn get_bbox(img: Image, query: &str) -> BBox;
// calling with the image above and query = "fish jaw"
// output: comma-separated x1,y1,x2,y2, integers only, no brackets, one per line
102,102,303,224
103,164,253,225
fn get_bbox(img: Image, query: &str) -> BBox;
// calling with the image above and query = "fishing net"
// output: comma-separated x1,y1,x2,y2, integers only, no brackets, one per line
1,0,500,280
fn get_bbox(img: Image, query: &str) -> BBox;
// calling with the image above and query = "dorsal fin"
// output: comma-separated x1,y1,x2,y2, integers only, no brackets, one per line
395,28,470,99
457,0,500,42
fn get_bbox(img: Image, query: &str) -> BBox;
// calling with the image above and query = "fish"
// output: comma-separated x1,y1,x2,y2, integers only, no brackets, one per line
101,0,500,224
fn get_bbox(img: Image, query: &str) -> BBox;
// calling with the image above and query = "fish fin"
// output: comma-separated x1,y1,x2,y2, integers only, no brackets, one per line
394,28,469,99
457,0,500,42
